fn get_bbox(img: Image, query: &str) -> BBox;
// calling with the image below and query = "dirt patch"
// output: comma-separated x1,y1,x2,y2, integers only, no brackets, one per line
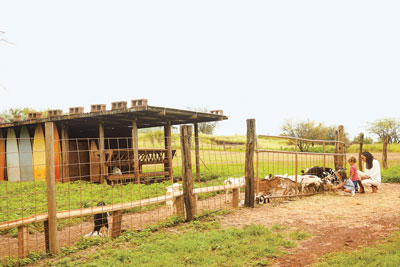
218,183,400,266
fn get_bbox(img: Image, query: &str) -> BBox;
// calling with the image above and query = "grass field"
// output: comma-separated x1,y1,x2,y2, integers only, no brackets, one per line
1,212,311,267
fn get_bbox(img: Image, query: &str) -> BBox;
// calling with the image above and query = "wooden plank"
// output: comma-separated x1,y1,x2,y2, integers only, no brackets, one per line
111,210,122,238
132,120,139,183
194,123,201,182
44,122,59,254
61,123,70,182
18,226,29,258
99,122,105,184
180,125,195,221
245,119,256,207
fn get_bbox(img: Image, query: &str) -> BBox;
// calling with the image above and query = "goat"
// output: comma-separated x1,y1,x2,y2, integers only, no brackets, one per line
84,201,109,237
165,183,182,213
224,177,245,203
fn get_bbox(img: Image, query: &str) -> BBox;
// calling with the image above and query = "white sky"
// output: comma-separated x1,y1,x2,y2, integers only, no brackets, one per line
1,1,399,139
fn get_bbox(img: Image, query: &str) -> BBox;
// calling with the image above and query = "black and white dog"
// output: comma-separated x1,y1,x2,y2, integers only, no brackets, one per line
84,201,109,237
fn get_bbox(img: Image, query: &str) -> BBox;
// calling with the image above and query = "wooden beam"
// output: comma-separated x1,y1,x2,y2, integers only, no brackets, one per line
61,123,69,182
99,122,105,183
44,122,59,254
132,120,140,183
180,125,195,221
245,119,256,208
194,123,201,182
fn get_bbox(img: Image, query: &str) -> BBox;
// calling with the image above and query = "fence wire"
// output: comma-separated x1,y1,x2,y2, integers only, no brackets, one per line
0,127,246,259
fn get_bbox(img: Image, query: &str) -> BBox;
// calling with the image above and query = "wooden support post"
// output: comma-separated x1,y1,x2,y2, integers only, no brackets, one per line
111,210,122,238
358,133,364,171
245,119,255,208
337,125,345,169
61,123,69,183
174,195,185,217
164,122,174,183
180,125,195,221
132,120,140,183
232,188,239,208
383,135,389,169
18,226,29,258
194,123,201,182
99,122,105,184
44,122,59,254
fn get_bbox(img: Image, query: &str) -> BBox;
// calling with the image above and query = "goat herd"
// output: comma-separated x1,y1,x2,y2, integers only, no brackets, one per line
223,166,340,205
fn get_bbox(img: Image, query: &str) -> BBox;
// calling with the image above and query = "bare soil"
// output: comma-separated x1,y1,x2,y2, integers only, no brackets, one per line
219,183,400,266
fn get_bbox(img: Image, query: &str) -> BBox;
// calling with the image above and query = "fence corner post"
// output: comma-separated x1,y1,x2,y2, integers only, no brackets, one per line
245,119,256,208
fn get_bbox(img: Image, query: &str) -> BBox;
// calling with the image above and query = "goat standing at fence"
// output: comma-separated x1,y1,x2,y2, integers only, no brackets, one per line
224,177,245,203
165,183,182,213
84,201,109,237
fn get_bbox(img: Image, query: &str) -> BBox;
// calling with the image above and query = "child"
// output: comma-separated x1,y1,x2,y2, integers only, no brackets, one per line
348,157,360,193
332,169,355,196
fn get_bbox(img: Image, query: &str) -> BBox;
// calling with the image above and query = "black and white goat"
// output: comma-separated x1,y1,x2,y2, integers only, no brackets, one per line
84,201,109,237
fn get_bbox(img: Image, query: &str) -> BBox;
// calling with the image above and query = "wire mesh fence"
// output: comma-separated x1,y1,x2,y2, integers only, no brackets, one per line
0,126,247,259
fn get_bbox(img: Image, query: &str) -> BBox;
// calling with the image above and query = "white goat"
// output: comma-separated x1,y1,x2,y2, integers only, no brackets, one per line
224,177,245,203
165,183,182,213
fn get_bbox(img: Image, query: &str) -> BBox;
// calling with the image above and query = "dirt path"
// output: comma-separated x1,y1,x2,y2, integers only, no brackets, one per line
219,183,400,266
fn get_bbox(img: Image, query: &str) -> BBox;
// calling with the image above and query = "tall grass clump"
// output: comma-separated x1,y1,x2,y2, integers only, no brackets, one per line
382,165,400,183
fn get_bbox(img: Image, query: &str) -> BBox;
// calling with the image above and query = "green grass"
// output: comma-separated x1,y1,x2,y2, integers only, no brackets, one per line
54,224,302,267
1,210,309,267
382,165,400,183
314,231,400,267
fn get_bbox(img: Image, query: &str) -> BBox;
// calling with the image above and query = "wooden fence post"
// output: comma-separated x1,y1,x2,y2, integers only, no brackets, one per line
245,119,255,208
61,123,69,183
336,126,345,169
358,133,364,171
18,226,29,258
132,120,140,183
232,188,239,208
194,123,201,183
111,210,122,238
164,121,174,183
383,135,389,169
99,121,105,184
180,125,195,221
44,122,59,254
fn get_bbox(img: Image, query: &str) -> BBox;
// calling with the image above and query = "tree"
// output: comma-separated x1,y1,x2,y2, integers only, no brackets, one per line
280,120,350,151
187,107,218,135
0,107,44,122
352,133,374,144
281,120,325,151
367,118,400,144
